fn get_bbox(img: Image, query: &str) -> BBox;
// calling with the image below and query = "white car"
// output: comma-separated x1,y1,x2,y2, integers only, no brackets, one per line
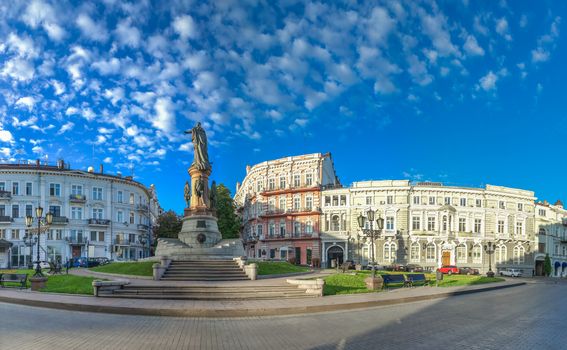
500,268,523,277
32,261,51,270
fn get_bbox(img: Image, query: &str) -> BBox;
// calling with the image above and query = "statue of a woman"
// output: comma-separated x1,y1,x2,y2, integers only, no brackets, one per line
184,122,211,171
210,181,217,209
195,175,205,205
183,181,191,207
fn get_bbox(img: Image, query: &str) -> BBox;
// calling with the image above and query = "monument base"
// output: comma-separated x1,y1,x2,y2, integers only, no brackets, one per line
155,237,245,260
178,213,222,247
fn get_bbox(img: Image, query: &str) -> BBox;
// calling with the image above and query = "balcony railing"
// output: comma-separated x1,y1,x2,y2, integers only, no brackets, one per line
258,232,317,240
69,194,86,202
0,190,11,199
137,224,149,231
51,216,69,224
114,238,130,245
0,215,13,223
66,236,88,244
136,204,149,211
88,218,110,226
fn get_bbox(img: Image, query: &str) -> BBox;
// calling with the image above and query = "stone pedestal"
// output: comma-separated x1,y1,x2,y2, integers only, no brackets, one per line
365,275,384,290
30,276,48,291
178,214,222,247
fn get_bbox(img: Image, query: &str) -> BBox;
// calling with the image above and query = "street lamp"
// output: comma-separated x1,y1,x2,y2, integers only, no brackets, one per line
356,209,385,280
484,241,495,278
25,207,53,278
22,234,36,269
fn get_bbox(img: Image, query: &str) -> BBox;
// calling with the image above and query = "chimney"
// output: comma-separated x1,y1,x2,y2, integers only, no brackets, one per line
99,164,104,174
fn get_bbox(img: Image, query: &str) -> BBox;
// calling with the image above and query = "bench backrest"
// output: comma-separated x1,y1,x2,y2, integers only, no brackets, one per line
1,273,27,281
382,274,406,283
407,273,426,281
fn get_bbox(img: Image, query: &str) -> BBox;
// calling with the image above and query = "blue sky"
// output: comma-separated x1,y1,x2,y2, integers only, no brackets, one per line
0,0,565,214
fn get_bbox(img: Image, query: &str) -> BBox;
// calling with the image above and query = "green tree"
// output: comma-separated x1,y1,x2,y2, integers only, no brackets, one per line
544,253,552,276
154,210,182,239
215,184,241,239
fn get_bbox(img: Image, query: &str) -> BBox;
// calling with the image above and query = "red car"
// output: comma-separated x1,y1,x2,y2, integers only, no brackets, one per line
438,265,460,275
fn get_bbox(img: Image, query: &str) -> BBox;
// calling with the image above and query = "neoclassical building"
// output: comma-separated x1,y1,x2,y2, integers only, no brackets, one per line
234,153,340,265
535,201,567,277
0,160,160,268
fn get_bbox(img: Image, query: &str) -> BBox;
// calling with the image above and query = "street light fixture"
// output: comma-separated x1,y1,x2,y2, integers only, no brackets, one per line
356,209,385,280
484,241,495,278
25,206,53,278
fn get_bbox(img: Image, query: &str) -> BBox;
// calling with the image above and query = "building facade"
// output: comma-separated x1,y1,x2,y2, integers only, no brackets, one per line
534,201,567,277
0,160,160,268
234,153,340,265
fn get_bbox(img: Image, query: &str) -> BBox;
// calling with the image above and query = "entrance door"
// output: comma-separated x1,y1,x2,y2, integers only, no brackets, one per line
327,246,344,268
295,247,301,265
72,246,81,258
442,251,451,266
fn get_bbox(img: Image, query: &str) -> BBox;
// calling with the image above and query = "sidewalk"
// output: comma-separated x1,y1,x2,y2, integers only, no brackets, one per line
0,279,525,318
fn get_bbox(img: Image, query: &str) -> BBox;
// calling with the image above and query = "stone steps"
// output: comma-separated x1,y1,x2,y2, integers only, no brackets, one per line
160,259,250,281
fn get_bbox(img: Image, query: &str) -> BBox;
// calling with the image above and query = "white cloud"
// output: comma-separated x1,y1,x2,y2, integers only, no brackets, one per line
103,157,112,163
104,87,125,106
0,147,11,157
0,129,14,143
420,11,459,56
463,35,485,56
51,80,66,95
76,14,108,42
31,145,44,155
1,58,35,82
7,33,39,58
173,14,198,39
57,122,74,135
95,135,107,145
92,57,121,75
152,97,176,134
22,0,66,41
115,19,141,48
178,142,193,152
366,7,395,45
531,48,549,63
496,17,512,41
479,71,498,91
15,96,37,111
65,107,79,116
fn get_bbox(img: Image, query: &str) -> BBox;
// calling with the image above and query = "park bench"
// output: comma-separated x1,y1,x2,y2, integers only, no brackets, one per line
48,262,63,275
0,273,28,289
382,274,409,289
406,273,429,287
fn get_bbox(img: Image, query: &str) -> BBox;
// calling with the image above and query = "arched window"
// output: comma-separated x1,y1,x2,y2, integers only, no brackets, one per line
513,246,525,264
293,221,301,236
456,244,467,263
426,244,436,262
472,245,482,263
331,215,340,231
410,242,420,262
496,245,507,263
305,220,313,234
383,242,397,263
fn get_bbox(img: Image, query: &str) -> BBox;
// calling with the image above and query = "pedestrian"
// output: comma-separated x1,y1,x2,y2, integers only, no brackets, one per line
66,259,70,274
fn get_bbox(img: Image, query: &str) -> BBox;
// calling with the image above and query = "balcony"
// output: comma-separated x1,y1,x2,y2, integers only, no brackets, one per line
260,232,318,241
51,216,69,225
0,215,13,223
114,238,130,246
88,218,110,226
0,190,11,200
260,209,286,218
69,194,86,203
260,185,320,196
66,236,88,245
137,224,149,231
136,204,149,212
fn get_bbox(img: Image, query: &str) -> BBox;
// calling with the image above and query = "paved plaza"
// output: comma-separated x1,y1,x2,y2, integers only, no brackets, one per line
1,281,566,350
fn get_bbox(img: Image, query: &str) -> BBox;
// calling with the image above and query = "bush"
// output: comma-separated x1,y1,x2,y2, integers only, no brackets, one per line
312,257,320,268
287,257,296,265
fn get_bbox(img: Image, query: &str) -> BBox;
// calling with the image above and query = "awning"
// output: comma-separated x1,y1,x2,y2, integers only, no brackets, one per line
554,261,561,268
562,262,567,268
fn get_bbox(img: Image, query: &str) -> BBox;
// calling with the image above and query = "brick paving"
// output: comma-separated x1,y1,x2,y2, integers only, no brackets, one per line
1,282,566,350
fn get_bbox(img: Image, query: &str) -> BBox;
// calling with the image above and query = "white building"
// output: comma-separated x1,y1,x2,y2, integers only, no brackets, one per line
534,201,567,277
0,160,160,268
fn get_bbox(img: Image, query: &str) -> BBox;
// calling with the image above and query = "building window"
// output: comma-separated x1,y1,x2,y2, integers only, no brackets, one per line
474,219,482,234
268,178,275,190
71,185,83,196
324,196,331,206
429,196,435,205
340,195,346,206
12,182,19,195
410,243,420,262
383,243,397,263
497,220,505,234
387,195,393,205
516,221,523,236
129,193,134,205
293,197,300,210
117,211,124,223
472,245,482,263
460,198,467,206
257,225,263,237
256,180,262,192
445,197,451,205
117,191,123,203
25,182,32,195
279,176,286,189
331,215,340,231
538,209,546,217
459,218,466,232
413,196,420,205
366,196,372,205
427,217,435,231
49,206,61,217
426,244,436,262
25,205,33,217
49,183,61,196
293,174,300,187
513,246,525,264
305,173,313,186
279,197,286,211
0,182,4,191
0,205,5,216
12,205,19,218
12,229,20,240
456,245,467,263
476,199,482,208
92,187,103,200
332,196,338,206
496,245,507,263
412,216,420,231
279,220,286,236
305,196,313,210
499,201,505,209
269,221,275,237
294,221,301,236
517,203,523,211
129,212,135,224
71,207,83,220
92,208,103,219
386,216,394,230
0,229,5,239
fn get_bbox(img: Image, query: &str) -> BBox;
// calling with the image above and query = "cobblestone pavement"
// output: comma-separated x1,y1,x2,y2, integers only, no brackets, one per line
1,283,565,350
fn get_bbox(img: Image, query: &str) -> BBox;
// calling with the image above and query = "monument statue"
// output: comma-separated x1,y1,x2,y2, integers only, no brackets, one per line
210,181,217,209
184,122,211,171
183,181,191,207
195,175,205,205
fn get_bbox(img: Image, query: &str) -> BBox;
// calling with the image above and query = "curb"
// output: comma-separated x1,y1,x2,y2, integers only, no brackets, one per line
0,282,526,318
257,270,315,279
82,270,153,280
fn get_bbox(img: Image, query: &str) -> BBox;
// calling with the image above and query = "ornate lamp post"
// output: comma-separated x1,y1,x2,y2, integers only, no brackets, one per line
357,209,385,289
22,234,36,269
25,207,53,290
484,241,495,278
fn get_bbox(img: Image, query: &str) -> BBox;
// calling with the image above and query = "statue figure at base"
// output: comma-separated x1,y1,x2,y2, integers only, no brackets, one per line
183,181,191,208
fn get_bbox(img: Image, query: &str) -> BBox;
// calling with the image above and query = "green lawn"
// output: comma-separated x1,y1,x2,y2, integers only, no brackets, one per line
322,271,505,296
89,261,154,276
2,269,100,295
256,261,311,275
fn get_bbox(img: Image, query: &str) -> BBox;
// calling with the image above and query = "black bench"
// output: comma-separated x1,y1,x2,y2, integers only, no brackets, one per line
48,262,63,275
406,273,429,287
382,274,409,289
0,273,28,289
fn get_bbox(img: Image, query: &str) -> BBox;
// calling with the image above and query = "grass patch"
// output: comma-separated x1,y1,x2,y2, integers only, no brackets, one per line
1,269,100,295
90,261,154,276
432,274,504,287
256,261,311,275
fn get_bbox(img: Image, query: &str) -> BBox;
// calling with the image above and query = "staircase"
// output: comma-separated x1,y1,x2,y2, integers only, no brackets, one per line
98,285,316,300
161,259,249,281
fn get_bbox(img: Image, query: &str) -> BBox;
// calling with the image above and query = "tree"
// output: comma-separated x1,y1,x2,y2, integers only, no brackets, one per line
215,183,241,239
154,210,182,240
544,253,552,277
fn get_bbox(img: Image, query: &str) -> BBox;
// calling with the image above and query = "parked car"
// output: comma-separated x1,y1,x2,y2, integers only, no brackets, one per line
459,267,480,275
406,264,424,272
386,264,407,271
71,257,88,268
438,265,460,275
32,261,50,270
500,268,523,277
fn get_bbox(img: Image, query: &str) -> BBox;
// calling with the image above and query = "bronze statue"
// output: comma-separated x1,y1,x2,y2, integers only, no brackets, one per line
210,181,217,209
184,122,211,171
195,175,205,205
183,181,191,207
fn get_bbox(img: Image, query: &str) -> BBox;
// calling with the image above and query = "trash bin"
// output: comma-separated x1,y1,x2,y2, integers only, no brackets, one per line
331,259,337,268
